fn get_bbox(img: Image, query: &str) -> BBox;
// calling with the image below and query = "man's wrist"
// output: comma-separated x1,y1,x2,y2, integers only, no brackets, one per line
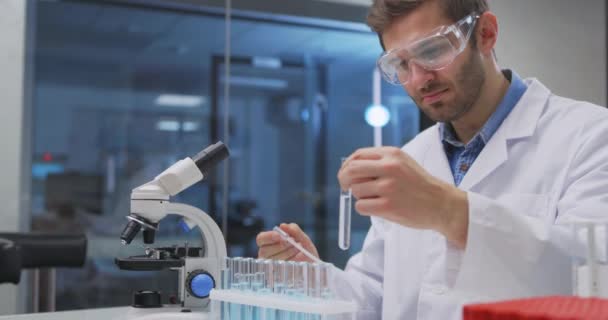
436,185,469,249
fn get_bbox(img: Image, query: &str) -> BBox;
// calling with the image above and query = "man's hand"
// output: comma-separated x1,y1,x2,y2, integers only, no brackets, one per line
256,223,320,262
338,147,469,248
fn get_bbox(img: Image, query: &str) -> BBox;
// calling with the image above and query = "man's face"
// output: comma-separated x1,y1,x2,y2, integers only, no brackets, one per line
382,2,486,123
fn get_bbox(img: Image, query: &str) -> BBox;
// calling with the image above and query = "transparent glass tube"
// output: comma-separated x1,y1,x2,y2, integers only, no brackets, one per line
339,158,352,251
230,257,243,290
220,259,232,320
252,259,265,293
222,257,232,290
240,257,253,291
274,260,287,294
262,259,274,292
308,263,321,299
285,261,297,296
320,263,332,299
295,261,308,297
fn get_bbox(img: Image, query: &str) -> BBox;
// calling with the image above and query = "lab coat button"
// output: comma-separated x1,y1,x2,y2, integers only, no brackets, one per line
431,285,447,295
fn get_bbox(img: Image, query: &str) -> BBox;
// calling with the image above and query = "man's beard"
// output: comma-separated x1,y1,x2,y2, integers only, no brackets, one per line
416,49,486,123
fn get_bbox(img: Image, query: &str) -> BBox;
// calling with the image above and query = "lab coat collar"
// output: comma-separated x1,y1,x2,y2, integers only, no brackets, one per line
498,78,550,141
427,78,551,190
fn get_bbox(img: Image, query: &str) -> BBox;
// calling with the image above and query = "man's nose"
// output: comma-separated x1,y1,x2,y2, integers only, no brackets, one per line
407,62,435,89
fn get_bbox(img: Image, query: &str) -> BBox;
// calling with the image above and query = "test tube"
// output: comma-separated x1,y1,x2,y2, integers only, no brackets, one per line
258,260,276,320
306,263,323,320
222,257,232,290
339,158,352,251
273,260,289,320
252,259,266,292
320,263,332,299
308,263,321,299
295,261,309,297
261,259,274,292
221,257,232,319
231,257,243,290
242,258,256,320
230,274,242,319
285,261,297,297
241,258,254,291
273,260,287,294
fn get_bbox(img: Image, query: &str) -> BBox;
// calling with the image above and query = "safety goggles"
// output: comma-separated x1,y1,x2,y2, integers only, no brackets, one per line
377,13,480,85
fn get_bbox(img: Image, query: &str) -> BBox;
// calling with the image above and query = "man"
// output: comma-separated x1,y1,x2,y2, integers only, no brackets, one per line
257,0,608,319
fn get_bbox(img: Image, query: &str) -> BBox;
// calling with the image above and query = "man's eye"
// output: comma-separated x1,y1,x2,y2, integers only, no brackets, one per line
398,59,409,70
421,47,443,59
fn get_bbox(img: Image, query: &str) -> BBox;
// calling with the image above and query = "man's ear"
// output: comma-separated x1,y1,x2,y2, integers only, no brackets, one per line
476,12,498,56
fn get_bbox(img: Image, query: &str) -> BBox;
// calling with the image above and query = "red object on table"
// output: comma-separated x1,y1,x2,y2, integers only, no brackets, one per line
463,296,608,320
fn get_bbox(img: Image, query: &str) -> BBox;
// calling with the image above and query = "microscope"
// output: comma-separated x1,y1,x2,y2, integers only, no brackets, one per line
115,141,229,311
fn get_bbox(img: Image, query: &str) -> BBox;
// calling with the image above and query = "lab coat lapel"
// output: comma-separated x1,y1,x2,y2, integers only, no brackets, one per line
458,79,551,191
422,126,455,185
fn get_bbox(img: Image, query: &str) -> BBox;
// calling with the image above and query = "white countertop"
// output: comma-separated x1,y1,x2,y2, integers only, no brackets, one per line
0,307,210,320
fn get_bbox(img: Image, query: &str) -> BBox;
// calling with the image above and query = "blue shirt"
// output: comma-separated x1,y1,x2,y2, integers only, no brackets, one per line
439,70,527,186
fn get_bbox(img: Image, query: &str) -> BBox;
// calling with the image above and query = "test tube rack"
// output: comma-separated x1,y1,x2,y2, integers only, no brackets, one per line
209,257,356,320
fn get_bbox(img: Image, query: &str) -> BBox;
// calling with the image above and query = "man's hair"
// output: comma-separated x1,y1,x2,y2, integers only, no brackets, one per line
367,0,490,50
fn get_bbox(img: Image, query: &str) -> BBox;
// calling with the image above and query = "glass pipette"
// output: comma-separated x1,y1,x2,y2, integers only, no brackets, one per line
273,226,322,263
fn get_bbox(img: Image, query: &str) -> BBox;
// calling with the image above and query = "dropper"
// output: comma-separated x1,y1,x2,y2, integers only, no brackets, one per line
273,226,322,263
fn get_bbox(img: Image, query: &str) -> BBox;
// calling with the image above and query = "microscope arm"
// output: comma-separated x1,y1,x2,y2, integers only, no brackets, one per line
120,141,230,245
165,202,227,259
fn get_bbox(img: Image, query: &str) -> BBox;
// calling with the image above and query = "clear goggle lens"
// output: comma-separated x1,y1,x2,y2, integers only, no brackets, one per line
377,13,479,85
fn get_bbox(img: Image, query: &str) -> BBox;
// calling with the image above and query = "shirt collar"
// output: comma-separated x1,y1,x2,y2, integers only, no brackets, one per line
439,69,527,147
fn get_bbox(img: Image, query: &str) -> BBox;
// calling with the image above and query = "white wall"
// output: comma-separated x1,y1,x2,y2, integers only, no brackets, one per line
0,0,30,315
490,0,606,106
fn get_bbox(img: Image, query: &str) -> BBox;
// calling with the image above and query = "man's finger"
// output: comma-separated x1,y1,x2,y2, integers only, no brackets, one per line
355,197,389,216
350,146,402,162
339,159,390,190
339,148,383,176
278,223,320,260
256,231,281,246
292,252,314,263
269,246,299,261
351,148,385,161
282,223,306,243
258,242,290,259
350,178,382,200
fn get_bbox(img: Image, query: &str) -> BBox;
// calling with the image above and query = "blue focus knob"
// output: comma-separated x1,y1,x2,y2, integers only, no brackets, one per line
187,271,215,298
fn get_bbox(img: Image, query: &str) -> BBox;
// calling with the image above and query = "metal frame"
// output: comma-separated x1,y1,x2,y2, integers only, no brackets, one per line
20,0,37,314
61,0,373,35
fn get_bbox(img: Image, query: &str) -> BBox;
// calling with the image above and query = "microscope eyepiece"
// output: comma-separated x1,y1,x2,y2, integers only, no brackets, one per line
192,141,230,176
120,220,142,245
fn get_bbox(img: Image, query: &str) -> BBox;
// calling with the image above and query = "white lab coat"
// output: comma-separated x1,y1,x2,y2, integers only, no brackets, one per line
331,78,608,319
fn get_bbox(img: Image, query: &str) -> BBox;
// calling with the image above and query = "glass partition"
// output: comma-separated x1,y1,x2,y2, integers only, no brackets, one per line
32,0,222,309
30,0,419,310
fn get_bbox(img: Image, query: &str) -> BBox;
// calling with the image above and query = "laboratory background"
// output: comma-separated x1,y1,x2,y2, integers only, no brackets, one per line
0,0,606,317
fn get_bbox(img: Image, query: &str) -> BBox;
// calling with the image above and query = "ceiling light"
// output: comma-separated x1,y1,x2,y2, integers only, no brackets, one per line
155,94,205,108
220,76,287,90
365,104,391,127
182,121,199,132
156,120,180,132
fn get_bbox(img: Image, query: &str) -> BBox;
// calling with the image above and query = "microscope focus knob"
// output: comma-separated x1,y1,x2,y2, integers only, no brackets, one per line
186,270,215,298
